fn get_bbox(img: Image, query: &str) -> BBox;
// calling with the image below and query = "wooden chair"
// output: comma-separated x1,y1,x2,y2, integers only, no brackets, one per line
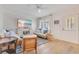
23,35,37,53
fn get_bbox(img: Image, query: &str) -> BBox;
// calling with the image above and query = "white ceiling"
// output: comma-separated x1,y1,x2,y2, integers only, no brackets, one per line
1,4,79,18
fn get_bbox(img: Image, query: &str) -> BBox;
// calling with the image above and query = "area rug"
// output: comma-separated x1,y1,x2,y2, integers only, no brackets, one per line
37,37,48,46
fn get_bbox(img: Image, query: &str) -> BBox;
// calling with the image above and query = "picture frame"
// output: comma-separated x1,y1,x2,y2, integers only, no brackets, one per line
54,20,59,24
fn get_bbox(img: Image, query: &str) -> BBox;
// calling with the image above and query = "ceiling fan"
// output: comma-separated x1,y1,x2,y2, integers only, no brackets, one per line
36,4,43,9
35,4,46,13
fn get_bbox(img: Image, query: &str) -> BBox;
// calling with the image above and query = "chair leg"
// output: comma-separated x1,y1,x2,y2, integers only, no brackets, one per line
0,47,2,54
23,40,25,53
35,38,37,54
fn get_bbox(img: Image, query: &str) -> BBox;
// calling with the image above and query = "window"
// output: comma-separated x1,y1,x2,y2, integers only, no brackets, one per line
38,20,48,33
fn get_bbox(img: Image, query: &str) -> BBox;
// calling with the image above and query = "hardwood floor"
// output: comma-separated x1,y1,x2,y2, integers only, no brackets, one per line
1,35,79,54
25,39,79,54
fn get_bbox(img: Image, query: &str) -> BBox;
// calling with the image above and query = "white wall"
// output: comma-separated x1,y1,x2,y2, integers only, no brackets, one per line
0,6,4,34
3,12,17,31
32,19,37,32
51,12,79,44
0,14,3,34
